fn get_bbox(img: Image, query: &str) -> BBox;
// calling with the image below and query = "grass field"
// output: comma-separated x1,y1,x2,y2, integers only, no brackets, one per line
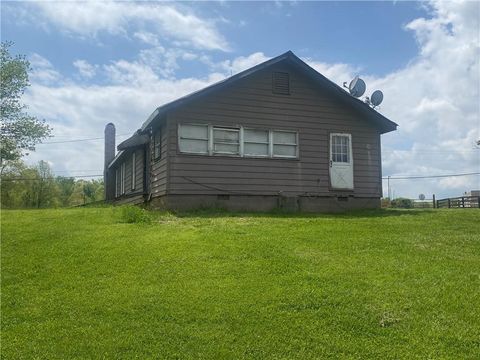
2,207,479,359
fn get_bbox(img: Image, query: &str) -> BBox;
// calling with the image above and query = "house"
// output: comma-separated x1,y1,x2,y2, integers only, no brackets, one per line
104,51,397,212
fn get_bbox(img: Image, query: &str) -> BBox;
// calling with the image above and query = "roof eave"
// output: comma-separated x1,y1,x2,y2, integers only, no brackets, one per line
138,50,397,134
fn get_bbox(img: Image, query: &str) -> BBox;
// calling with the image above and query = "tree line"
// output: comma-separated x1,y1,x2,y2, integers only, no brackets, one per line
1,41,90,209
1,160,104,208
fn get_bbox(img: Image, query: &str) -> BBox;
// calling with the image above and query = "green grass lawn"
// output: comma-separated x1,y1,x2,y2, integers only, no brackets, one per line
2,207,479,359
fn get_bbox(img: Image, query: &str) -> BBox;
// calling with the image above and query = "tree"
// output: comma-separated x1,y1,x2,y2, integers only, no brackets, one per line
56,176,76,206
36,160,58,208
0,159,28,208
1,41,51,169
1,160,104,208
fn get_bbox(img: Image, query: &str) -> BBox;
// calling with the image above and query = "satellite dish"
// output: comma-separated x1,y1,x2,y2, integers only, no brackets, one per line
370,90,384,107
348,76,366,97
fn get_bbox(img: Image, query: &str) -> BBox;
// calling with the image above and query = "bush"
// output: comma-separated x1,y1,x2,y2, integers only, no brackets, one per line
381,198,391,208
119,205,151,224
390,197,413,209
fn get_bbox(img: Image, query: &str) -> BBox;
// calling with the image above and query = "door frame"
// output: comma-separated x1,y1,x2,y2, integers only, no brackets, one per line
328,132,354,191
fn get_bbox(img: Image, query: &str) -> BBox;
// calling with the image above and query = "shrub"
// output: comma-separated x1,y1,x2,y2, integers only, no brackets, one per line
381,198,391,208
390,197,413,209
119,205,151,224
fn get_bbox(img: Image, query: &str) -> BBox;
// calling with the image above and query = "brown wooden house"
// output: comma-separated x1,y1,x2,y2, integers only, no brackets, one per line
104,51,397,211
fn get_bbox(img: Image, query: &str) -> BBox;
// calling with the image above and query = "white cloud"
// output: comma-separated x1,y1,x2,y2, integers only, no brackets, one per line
22,0,479,199
133,31,161,47
26,2,229,51
24,66,225,176
367,0,480,198
218,52,270,74
73,60,97,79
304,60,359,86
29,53,62,84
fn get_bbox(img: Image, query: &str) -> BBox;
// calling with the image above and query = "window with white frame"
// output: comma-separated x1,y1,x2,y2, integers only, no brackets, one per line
131,152,136,191
177,124,298,159
178,124,209,154
272,130,297,158
331,135,350,163
213,127,240,155
244,128,269,157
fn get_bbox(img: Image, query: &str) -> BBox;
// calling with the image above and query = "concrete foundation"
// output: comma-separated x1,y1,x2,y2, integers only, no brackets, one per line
148,194,380,212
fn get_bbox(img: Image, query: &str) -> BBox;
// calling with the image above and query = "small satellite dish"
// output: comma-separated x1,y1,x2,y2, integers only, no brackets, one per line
348,76,366,97
370,90,384,107
419,194,425,200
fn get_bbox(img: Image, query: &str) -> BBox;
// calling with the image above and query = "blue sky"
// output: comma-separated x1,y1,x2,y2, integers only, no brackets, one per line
3,1,425,77
1,1,479,198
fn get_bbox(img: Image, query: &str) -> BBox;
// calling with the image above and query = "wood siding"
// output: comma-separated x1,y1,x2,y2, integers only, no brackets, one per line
114,148,144,199
150,123,168,197
166,63,382,198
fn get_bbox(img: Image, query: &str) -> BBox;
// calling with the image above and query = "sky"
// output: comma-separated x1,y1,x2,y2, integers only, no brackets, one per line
1,0,479,199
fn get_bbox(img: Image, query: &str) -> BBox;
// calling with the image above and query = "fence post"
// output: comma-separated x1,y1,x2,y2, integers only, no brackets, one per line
432,194,436,209
478,197,480,209
461,197,465,208
448,198,451,208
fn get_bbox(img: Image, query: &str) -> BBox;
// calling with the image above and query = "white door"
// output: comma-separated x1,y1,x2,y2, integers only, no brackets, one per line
329,133,354,190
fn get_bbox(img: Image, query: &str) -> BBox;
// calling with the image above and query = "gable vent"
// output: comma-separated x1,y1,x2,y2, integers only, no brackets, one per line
272,72,290,95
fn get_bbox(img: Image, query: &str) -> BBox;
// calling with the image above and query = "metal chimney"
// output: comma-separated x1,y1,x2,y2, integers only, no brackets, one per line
104,123,116,201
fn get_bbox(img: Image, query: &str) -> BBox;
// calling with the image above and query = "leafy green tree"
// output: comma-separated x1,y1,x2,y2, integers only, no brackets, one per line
1,159,105,208
0,160,28,208
56,176,76,206
21,160,58,208
83,182,96,204
1,41,51,169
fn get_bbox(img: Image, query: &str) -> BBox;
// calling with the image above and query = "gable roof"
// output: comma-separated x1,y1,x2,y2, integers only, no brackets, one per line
140,50,397,134
109,51,398,168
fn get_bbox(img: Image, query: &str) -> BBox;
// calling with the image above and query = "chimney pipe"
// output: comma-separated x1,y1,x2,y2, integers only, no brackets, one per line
104,123,116,201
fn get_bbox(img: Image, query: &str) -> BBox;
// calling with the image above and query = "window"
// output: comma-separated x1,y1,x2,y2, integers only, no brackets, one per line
272,72,290,95
120,162,125,195
331,135,350,163
213,127,240,155
153,129,161,160
273,130,297,158
178,124,209,154
178,124,299,159
115,168,119,197
131,152,136,191
244,128,269,157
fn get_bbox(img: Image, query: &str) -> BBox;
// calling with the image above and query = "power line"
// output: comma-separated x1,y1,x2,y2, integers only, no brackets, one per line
52,169,103,173
3,172,479,182
37,133,131,145
1,174,103,181
382,172,480,180
382,149,478,153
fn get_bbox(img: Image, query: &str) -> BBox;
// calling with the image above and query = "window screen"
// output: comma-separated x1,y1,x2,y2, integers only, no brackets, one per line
273,130,297,157
179,124,209,154
213,127,239,155
331,135,350,163
244,129,269,156
177,124,298,159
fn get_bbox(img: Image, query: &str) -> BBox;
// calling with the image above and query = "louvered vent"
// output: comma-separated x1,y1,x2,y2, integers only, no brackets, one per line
272,72,290,95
